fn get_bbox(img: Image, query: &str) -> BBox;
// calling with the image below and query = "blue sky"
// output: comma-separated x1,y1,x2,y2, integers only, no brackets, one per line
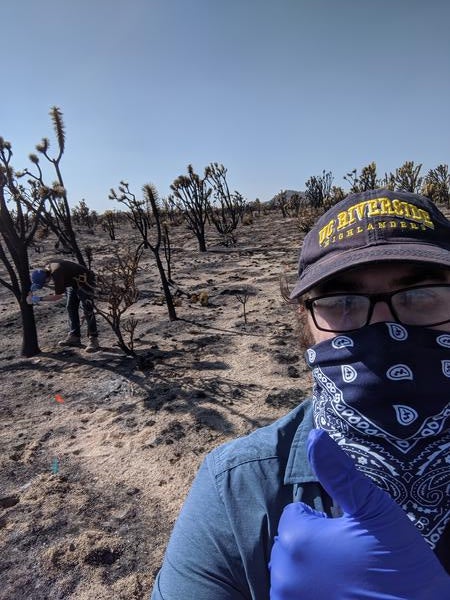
2,0,450,212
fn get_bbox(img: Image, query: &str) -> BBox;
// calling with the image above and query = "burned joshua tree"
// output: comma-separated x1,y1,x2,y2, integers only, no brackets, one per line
344,162,381,193
17,107,87,266
304,170,334,209
383,161,423,194
109,181,177,321
0,139,47,356
100,210,118,241
422,164,450,208
169,164,212,252
205,163,246,246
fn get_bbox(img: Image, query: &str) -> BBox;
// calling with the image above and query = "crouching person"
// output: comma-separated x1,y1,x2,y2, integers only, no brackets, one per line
29,259,100,353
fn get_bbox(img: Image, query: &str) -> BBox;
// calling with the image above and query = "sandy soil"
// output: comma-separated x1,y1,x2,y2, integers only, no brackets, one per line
0,212,312,599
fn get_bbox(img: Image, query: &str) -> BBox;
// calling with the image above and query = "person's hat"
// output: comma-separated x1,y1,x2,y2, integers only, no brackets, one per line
31,269,48,289
290,189,450,299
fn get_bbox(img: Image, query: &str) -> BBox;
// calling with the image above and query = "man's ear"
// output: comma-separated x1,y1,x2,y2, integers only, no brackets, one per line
296,302,307,316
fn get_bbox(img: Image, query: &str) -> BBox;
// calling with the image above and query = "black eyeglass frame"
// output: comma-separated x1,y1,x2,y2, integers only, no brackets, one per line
303,283,450,333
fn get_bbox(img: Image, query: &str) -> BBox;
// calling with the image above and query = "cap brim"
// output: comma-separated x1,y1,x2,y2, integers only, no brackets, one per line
290,243,450,299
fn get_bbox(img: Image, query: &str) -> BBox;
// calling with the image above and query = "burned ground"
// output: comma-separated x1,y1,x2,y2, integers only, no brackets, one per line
0,213,311,599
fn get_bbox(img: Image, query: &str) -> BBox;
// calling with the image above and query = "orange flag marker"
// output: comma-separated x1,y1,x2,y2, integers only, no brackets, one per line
55,394,64,403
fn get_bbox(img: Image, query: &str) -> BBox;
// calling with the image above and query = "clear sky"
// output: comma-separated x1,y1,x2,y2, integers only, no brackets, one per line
2,0,450,212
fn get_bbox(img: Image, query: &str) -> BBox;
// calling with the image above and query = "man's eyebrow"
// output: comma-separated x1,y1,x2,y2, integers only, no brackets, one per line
392,267,448,286
313,278,358,294
312,266,449,295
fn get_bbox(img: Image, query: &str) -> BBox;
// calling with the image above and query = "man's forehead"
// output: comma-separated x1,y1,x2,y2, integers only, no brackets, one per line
313,263,449,294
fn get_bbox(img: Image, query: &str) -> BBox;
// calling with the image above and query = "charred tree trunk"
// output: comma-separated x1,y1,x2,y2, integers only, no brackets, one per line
196,228,207,252
19,301,41,357
154,251,177,321
0,166,42,357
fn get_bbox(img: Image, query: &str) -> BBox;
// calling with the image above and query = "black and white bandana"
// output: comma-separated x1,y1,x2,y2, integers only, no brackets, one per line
307,323,450,549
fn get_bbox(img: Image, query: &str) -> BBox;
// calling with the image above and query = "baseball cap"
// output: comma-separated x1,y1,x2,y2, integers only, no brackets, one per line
290,189,450,299
31,269,48,289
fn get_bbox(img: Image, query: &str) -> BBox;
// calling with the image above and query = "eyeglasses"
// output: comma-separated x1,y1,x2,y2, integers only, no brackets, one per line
303,284,450,332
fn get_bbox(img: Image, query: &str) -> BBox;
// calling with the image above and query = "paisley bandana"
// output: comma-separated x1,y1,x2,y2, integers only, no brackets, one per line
307,323,450,549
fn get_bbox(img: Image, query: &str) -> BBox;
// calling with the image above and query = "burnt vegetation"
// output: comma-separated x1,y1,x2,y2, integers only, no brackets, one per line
1,106,449,361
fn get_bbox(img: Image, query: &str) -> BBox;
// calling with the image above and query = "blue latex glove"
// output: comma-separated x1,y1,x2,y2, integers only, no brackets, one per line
26,293,41,305
31,295,42,304
269,429,450,599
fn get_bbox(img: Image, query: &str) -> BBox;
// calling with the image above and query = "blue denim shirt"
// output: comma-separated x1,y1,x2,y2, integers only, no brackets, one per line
151,399,337,600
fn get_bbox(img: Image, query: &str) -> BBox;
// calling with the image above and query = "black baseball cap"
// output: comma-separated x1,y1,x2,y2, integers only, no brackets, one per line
290,189,450,299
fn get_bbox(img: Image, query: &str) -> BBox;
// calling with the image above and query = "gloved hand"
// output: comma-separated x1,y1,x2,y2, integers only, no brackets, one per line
269,429,450,599
26,293,41,305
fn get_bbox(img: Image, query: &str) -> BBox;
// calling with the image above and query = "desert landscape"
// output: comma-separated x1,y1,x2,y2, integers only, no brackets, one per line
0,211,312,599
3,1,449,595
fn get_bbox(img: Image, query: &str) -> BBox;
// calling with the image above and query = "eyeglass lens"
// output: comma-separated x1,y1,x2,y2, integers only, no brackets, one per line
311,285,450,332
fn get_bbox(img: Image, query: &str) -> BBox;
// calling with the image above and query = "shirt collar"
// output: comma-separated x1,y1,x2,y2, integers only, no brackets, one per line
284,401,318,484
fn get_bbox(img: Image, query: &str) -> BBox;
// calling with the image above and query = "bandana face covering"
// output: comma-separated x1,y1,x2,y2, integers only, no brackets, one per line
307,322,450,549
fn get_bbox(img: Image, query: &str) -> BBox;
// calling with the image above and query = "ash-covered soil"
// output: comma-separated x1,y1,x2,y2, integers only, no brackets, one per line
0,212,312,599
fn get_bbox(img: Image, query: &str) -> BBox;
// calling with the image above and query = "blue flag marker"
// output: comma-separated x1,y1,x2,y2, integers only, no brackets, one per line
52,458,59,474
